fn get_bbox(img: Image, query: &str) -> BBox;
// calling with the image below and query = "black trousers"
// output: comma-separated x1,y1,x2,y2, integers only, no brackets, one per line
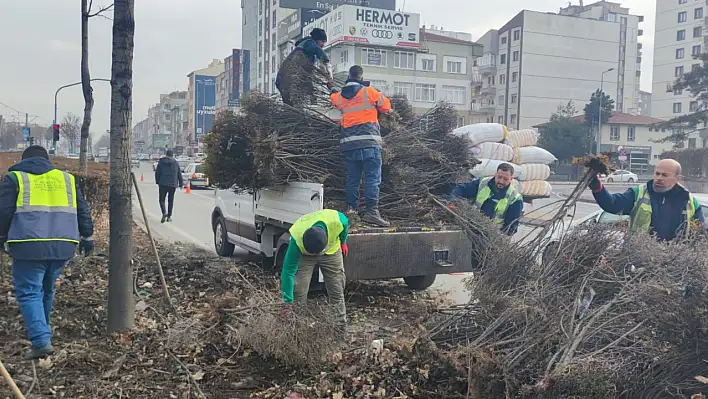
158,185,176,217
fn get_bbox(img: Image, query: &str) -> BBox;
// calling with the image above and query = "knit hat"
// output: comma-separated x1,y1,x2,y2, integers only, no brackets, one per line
302,226,327,254
310,28,328,42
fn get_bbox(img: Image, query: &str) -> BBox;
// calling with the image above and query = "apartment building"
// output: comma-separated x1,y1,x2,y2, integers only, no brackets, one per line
639,90,652,116
651,0,708,148
187,60,223,146
216,49,251,111
476,1,644,130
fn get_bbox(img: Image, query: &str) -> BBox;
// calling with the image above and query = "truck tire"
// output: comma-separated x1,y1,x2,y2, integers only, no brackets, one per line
214,217,235,257
403,275,437,290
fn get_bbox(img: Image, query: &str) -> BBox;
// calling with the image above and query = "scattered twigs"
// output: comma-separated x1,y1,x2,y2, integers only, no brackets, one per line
0,357,25,399
167,350,206,399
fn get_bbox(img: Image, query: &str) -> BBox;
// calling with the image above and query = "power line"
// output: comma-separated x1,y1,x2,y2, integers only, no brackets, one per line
0,100,49,124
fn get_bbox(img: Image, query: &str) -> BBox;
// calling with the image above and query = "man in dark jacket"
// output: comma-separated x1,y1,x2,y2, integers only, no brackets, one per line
330,65,392,227
0,145,94,359
276,28,331,106
451,163,523,235
589,158,704,241
154,150,184,223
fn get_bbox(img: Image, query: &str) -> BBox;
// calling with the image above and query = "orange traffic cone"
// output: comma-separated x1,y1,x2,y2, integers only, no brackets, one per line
185,184,191,194
140,173,144,182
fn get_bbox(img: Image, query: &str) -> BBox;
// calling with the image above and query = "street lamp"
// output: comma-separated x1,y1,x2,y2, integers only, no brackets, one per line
597,68,614,155
53,78,111,151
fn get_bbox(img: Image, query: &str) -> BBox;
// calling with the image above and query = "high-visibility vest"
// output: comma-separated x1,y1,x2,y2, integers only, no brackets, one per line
7,170,80,244
289,209,344,255
330,86,390,151
474,177,522,227
629,184,700,236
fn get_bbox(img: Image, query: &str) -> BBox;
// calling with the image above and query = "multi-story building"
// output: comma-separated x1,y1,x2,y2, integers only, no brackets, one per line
132,118,150,150
639,90,652,116
187,60,223,147
169,103,189,147
477,1,644,130
652,0,708,148
216,49,251,111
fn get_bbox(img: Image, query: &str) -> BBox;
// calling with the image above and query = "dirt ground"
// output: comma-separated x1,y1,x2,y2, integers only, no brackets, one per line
0,223,458,398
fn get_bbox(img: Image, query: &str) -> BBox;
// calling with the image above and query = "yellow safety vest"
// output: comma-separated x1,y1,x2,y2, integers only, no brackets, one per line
7,170,80,244
629,184,699,236
289,209,344,255
474,177,522,227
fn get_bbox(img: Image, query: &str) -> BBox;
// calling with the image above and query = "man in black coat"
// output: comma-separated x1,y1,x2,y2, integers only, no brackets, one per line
154,150,183,223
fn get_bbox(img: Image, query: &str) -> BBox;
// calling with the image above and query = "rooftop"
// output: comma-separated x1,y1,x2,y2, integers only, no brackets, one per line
419,29,477,45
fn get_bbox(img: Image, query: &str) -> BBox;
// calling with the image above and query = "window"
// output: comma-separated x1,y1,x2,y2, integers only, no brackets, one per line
673,102,683,113
690,101,699,111
498,95,505,105
693,63,701,71
511,94,517,103
500,54,507,64
676,66,684,76
610,125,620,141
457,117,465,127
677,30,686,41
272,33,276,50
510,114,517,125
369,80,387,92
498,116,504,124
679,0,687,3
393,81,414,99
340,49,348,64
442,85,466,104
272,10,276,27
675,86,683,95
447,61,463,73
259,20,263,35
695,7,703,19
513,30,520,41
606,12,617,22
694,26,702,38
258,41,262,57
689,138,697,148
272,55,276,73
499,74,506,85
676,48,685,59
361,48,387,67
259,0,262,13
513,51,519,61
258,62,262,78
693,45,701,55
627,126,636,141
678,11,687,23
393,51,415,69
415,84,436,102
421,57,436,71
512,72,518,82
501,37,507,45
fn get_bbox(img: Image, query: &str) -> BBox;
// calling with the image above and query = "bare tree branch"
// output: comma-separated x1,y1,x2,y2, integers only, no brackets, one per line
87,3,113,17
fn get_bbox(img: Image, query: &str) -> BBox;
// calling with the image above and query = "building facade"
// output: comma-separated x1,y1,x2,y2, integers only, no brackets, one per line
216,49,250,111
639,90,652,116
187,60,223,147
477,2,644,130
651,0,708,148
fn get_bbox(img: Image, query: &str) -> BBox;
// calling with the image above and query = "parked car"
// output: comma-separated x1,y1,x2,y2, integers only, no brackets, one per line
176,155,193,171
183,162,209,189
150,153,161,161
603,170,638,183
139,153,150,161
131,154,140,168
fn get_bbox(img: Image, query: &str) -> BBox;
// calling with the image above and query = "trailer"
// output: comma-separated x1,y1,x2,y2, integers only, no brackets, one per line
211,182,477,290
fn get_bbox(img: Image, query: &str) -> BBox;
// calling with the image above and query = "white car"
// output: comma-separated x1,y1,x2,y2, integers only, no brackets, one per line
603,169,638,183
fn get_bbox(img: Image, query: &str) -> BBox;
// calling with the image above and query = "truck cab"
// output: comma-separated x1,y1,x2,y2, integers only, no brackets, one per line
211,182,477,290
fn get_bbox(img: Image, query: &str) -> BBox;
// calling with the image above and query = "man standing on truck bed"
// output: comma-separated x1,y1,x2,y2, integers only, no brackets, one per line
276,28,332,106
281,209,349,330
154,150,184,223
330,65,392,227
451,163,523,235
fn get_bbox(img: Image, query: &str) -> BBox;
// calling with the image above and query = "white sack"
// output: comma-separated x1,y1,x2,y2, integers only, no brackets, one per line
470,142,514,161
453,123,507,146
506,129,538,148
469,159,520,178
516,163,551,181
512,146,557,165
514,180,553,197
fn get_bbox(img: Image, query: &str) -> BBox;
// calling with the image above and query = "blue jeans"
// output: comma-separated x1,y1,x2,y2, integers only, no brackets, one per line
12,259,68,348
344,147,382,210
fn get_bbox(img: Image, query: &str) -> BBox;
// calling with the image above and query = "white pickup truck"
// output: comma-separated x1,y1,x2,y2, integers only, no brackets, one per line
211,182,477,290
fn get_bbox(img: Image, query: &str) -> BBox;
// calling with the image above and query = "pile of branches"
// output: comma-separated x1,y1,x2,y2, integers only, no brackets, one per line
205,89,473,222
275,50,333,110
427,187,708,398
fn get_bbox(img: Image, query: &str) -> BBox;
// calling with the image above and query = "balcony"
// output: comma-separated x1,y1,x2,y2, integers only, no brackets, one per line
480,85,497,96
479,62,496,76
471,72,483,84
479,102,496,113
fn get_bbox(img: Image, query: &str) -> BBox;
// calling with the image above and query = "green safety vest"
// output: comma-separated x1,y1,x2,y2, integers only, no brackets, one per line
289,209,344,255
474,177,522,227
629,184,700,236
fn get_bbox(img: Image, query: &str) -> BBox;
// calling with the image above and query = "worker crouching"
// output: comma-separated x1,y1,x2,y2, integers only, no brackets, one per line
281,209,349,330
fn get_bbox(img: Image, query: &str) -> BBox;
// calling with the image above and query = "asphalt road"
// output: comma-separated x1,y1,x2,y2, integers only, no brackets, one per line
131,162,611,304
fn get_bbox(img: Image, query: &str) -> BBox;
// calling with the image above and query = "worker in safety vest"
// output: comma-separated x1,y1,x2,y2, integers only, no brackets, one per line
0,146,94,360
330,65,392,227
451,163,524,235
589,158,705,240
281,209,349,328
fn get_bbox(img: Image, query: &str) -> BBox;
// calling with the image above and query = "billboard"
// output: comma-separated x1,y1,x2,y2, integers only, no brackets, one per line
152,134,172,149
279,0,395,11
242,49,251,93
232,49,242,107
194,74,217,140
313,5,420,49
278,10,303,45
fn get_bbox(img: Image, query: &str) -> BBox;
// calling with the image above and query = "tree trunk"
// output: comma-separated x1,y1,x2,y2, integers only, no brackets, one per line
107,0,135,333
79,0,94,172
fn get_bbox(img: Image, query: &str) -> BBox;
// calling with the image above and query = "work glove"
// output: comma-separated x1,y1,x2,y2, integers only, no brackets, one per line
281,304,294,319
588,174,603,192
341,242,349,256
78,236,94,256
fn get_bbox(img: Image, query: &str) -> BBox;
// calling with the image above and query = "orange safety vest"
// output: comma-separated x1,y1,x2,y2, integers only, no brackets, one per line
330,85,392,152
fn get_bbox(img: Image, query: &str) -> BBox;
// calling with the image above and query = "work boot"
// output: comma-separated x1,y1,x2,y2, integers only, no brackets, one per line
23,344,54,360
166,215,172,222
362,209,390,227
161,214,167,223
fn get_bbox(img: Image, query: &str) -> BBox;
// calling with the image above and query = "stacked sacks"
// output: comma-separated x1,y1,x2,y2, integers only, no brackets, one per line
507,129,556,198
454,123,520,179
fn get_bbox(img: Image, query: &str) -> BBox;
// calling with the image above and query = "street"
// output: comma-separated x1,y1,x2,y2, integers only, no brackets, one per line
131,161,620,304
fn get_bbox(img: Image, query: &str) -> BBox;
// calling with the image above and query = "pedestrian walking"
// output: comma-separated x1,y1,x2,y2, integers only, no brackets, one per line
0,145,94,359
154,150,184,223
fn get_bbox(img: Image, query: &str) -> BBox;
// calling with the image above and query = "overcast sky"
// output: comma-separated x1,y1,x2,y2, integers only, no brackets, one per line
0,0,654,136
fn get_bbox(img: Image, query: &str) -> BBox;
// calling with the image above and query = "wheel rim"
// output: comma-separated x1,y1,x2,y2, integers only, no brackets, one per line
215,223,223,249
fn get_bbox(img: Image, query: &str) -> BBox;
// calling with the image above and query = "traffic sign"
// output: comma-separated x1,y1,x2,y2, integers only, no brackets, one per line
22,127,30,138
618,155,627,162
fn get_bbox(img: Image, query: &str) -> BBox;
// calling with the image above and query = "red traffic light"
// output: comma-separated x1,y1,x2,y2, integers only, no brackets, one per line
53,124,60,130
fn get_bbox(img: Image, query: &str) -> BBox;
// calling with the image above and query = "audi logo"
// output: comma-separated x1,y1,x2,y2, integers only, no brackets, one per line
372,29,393,39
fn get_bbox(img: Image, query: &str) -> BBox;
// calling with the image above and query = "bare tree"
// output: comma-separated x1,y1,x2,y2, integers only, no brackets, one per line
80,0,113,172
61,113,81,149
107,0,135,332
